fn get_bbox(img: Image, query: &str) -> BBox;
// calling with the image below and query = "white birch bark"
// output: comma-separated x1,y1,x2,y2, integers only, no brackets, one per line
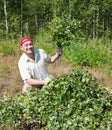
35,14,39,33
20,0,23,36
93,10,96,39
4,0,8,34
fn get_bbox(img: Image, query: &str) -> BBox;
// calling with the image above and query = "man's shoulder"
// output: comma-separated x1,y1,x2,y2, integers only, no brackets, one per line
34,48,44,54
18,53,28,64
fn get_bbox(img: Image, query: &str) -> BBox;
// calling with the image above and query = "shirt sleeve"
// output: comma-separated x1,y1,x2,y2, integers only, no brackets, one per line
18,62,31,81
42,49,51,62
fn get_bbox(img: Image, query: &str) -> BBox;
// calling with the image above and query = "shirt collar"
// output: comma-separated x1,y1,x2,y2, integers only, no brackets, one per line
23,53,34,62
23,49,39,62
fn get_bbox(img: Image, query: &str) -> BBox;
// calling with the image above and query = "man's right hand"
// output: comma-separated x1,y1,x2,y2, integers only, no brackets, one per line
44,79,50,85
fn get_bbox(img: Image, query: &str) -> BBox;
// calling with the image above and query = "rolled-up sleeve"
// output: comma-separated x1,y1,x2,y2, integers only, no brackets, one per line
42,49,51,62
18,62,31,81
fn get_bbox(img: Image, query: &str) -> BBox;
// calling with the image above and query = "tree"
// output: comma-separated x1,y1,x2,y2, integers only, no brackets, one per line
4,0,8,35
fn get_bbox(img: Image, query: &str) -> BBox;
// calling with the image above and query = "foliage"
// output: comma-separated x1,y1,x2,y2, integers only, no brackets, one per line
34,29,55,54
0,40,20,55
1,0,112,41
0,69,112,130
47,16,83,48
63,41,112,68
0,42,15,55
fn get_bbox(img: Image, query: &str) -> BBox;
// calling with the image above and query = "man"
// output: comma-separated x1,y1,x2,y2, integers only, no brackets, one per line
18,37,62,92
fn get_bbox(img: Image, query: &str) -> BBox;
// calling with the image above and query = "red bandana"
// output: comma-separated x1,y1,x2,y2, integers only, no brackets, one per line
20,37,32,46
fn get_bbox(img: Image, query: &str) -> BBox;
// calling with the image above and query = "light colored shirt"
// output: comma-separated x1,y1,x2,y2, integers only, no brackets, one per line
18,49,52,84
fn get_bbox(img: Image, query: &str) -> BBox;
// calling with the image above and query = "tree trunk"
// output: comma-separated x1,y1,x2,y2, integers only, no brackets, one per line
35,14,39,33
20,0,23,36
26,18,29,35
4,0,8,35
96,6,99,37
93,9,96,39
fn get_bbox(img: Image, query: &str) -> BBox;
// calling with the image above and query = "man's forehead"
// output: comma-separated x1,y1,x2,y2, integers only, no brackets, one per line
23,41,33,45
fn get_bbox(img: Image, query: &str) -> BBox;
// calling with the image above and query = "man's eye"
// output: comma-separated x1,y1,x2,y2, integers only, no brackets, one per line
27,44,32,46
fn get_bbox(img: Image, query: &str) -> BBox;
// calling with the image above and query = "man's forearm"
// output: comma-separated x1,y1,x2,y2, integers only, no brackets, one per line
26,78,49,86
50,53,60,63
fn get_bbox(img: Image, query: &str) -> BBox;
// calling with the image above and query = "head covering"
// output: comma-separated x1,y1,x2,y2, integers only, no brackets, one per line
20,37,32,46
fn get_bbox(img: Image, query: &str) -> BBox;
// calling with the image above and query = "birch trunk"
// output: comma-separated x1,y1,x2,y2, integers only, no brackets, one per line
96,6,99,37
20,0,23,36
4,0,8,35
93,10,96,39
35,14,38,33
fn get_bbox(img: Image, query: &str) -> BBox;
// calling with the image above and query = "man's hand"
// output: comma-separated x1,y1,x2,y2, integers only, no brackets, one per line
57,48,62,57
49,48,62,63
44,79,50,85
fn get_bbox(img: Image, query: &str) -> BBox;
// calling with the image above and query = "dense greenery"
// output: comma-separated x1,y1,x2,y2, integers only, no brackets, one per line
0,69,112,130
63,41,112,68
1,0,112,41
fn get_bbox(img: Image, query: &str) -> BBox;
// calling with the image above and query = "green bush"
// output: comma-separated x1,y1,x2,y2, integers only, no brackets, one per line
0,69,112,130
47,16,84,48
63,43,112,68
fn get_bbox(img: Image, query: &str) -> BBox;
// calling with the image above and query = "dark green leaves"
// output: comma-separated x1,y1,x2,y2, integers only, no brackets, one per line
0,69,112,129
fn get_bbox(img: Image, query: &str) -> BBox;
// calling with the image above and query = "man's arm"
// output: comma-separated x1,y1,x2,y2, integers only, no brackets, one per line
26,78,50,86
49,48,62,63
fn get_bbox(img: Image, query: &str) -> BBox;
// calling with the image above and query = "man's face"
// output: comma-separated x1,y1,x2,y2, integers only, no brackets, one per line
21,41,34,54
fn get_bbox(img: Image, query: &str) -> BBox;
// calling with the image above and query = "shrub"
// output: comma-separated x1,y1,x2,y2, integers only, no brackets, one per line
0,69,112,130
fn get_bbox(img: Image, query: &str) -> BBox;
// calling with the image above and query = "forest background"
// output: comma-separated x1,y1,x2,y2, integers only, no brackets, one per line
0,0,112,40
